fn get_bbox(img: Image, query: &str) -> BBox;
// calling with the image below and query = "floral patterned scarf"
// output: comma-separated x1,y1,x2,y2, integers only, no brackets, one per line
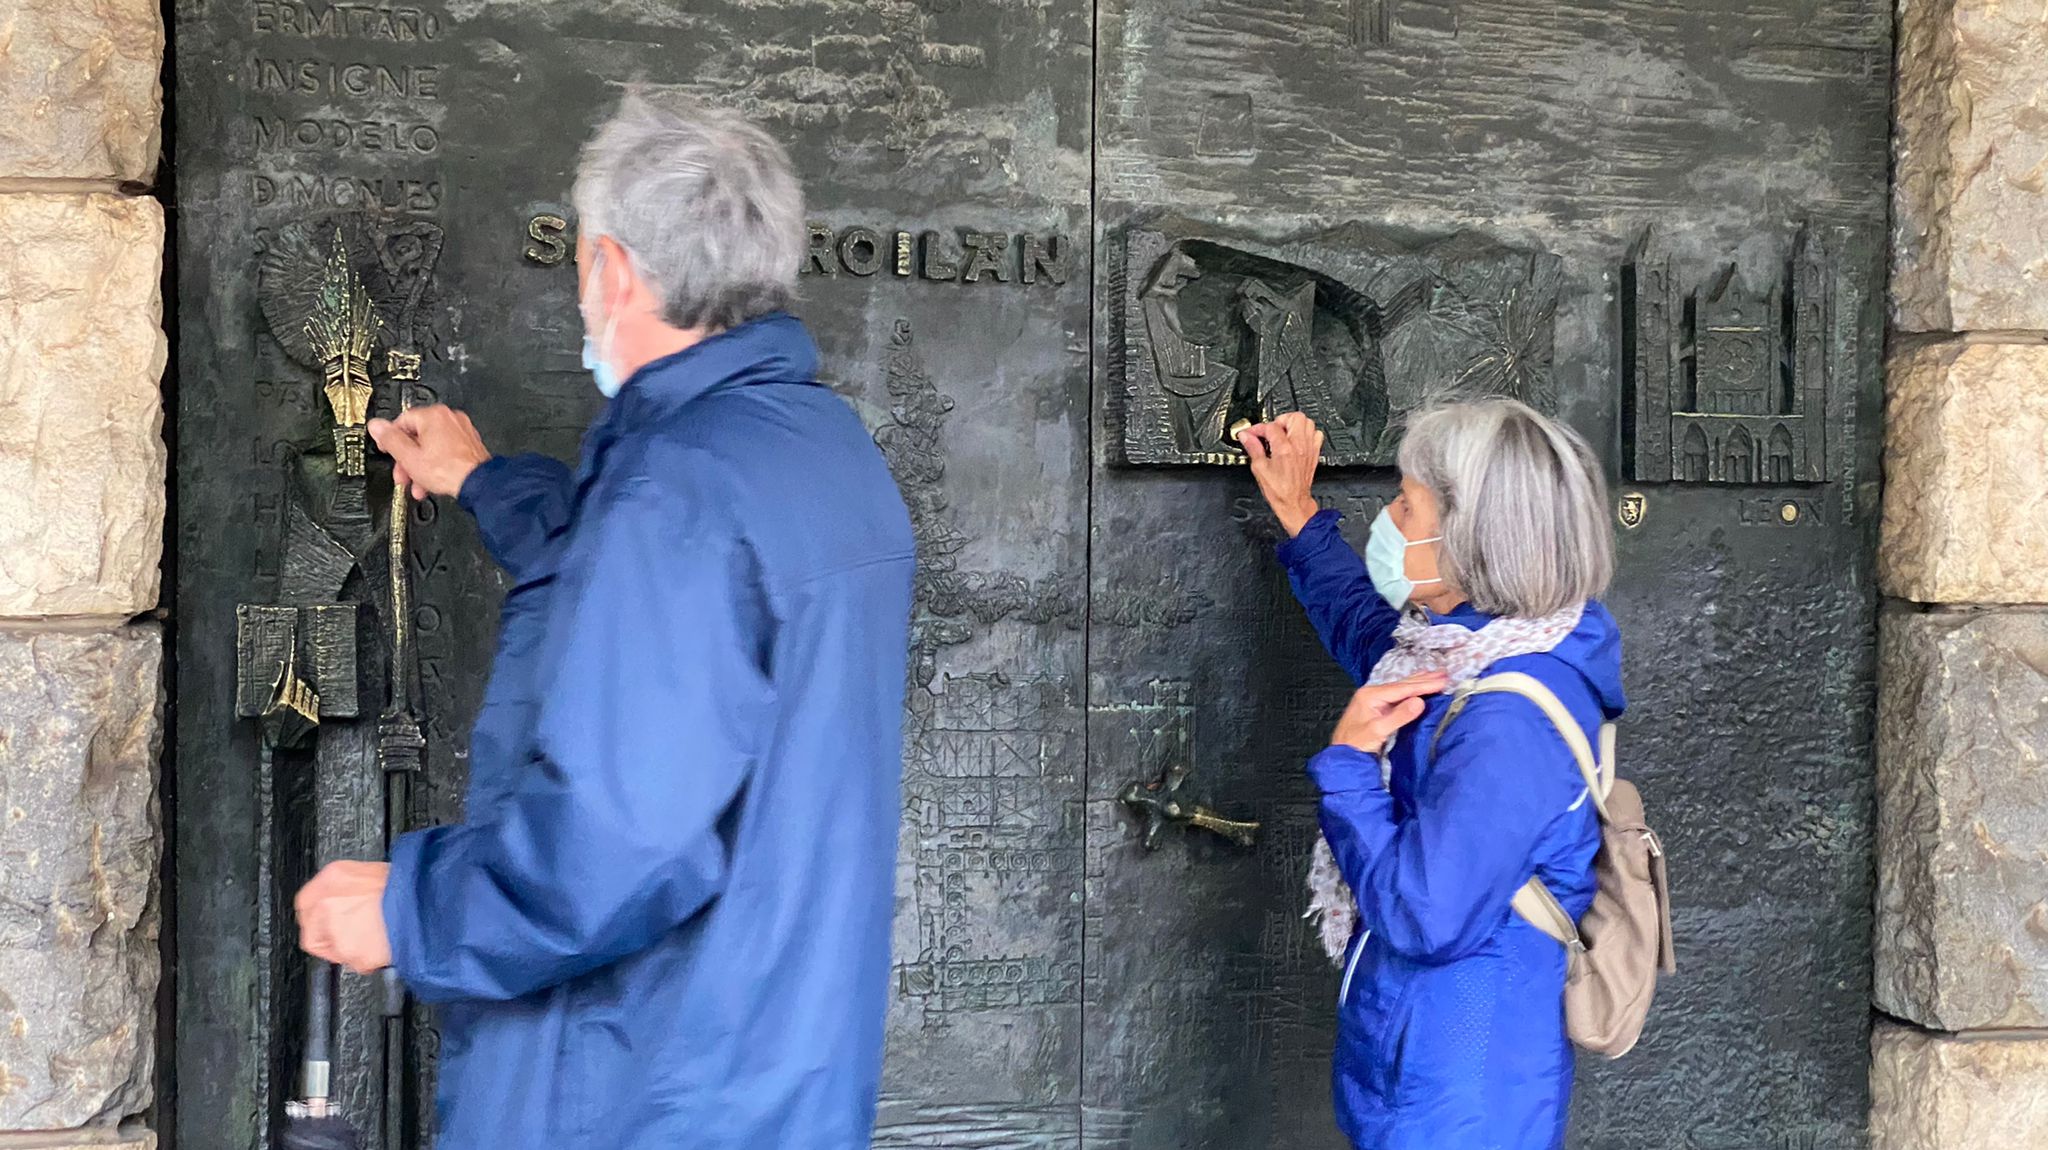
1306,602,1585,964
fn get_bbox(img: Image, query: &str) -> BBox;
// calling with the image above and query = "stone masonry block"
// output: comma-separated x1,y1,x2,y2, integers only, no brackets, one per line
0,194,166,619
0,1129,154,1148
0,626,161,1130
1879,341,2048,604
0,0,163,182
1871,1023,2048,1148
1875,609,2048,1030
1892,0,2048,333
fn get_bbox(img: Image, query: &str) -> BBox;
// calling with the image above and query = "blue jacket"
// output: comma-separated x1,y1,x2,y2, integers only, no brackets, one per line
382,315,915,1149
1278,510,1623,1150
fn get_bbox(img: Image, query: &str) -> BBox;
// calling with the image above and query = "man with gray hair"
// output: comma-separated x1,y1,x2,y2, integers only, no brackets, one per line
292,90,915,1148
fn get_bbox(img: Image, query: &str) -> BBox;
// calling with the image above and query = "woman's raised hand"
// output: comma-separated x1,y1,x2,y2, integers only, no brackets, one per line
1329,673,1450,753
1237,412,1325,538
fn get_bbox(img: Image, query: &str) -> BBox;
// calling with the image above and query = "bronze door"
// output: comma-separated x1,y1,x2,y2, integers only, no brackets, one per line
170,1,1886,1147
1082,3,1885,1147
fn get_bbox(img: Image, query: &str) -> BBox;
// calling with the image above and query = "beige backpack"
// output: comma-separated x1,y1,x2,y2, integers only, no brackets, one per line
1436,672,1676,1058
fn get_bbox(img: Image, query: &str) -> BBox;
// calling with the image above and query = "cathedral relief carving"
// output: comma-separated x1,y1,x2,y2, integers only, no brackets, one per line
1113,219,1563,466
1623,226,1847,486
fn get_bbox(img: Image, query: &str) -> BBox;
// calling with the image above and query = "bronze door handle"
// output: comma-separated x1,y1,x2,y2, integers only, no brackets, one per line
1118,764,1260,850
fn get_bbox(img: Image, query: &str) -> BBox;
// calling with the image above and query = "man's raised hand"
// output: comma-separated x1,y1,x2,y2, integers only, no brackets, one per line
368,405,492,500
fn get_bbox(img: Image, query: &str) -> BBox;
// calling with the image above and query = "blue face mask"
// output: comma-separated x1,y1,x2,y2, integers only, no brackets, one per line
1365,507,1442,610
582,334,623,399
581,248,625,398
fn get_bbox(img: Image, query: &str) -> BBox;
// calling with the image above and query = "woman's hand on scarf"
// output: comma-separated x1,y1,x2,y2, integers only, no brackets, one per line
1237,412,1324,537
1330,672,1450,752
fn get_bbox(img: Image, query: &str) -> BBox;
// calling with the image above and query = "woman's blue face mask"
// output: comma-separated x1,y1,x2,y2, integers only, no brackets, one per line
1365,507,1442,610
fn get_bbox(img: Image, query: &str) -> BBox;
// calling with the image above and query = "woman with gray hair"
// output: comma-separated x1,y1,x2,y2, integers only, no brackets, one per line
1237,402,1623,1150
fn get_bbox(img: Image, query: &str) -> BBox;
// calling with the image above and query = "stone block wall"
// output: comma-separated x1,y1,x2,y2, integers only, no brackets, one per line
0,1,168,1148
1874,0,2048,1145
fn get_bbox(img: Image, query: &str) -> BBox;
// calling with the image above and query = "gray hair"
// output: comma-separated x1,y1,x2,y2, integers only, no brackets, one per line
572,88,804,331
1396,399,1614,617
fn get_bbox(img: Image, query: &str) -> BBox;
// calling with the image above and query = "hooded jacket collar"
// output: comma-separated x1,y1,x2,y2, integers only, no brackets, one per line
580,312,819,474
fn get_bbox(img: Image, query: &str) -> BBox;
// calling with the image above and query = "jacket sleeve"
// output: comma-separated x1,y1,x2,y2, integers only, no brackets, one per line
384,475,774,1002
457,453,575,582
1275,509,1401,685
1307,696,1586,964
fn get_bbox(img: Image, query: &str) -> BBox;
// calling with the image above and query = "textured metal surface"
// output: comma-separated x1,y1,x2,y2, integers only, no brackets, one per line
1116,219,1561,465
1090,2,1886,1147
171,1,1886,1147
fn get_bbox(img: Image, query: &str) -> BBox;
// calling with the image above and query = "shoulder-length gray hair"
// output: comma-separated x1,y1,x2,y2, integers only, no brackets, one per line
1396,399,1614,617
572,87,805,332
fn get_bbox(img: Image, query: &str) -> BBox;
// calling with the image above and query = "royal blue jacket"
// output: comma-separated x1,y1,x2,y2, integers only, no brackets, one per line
382,315,915,1149
1279,510,1623,1150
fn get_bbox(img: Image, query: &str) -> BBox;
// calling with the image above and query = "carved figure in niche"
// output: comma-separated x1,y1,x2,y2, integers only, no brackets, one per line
1623,226,1851,485
1234,276,1331,432
260,215,447,543
1117,221,1562,467
1140,248,1239,454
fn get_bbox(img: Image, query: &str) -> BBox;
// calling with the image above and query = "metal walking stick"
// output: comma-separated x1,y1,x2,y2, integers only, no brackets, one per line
375,347,429,1150
283,959,358,1150
234,619,362,1150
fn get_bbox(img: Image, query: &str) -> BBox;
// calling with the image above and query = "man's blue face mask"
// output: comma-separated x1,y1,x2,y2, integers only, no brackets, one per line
582,334,623,399
581,247,624,398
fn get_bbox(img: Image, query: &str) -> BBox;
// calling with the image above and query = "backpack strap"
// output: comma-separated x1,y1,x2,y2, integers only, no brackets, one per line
1511,877,1587,975
1431,672,1614,955
1434,671,1614,820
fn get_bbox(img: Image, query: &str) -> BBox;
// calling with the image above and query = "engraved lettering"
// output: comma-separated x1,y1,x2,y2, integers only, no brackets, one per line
918,231,958,281
525,214,570,266
591,219,1069,287
253,2,445,42
960,232,1011,284
253,379,318,412
1022,234,1068,286
253,116,440,154
803,223,835,276
249,56,441,100
1737,495,1825,526
259,174,443,214
838,227,884,277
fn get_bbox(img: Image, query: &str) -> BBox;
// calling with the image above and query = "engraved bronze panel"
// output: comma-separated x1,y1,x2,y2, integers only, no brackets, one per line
1115,222,1561,466
1624,228,1848,486
173,1,1888,1147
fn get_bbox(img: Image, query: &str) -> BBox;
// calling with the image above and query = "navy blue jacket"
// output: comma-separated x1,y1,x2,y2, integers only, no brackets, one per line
382,315,915,1149
1279,510,1623,1150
